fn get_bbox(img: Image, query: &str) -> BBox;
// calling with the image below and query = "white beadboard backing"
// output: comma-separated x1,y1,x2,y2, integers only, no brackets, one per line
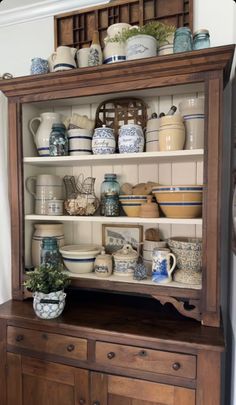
23,90,204,265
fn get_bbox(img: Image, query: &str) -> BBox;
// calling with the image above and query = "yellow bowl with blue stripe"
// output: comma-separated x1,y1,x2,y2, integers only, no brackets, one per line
152,185,203,218
119,195,147,217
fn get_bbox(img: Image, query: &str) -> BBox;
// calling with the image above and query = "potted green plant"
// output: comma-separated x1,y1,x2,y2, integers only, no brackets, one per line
109,21,175,61
24,263,70,319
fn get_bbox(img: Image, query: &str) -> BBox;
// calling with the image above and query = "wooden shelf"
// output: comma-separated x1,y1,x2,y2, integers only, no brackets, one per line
25,215,203,225
23,150,204,167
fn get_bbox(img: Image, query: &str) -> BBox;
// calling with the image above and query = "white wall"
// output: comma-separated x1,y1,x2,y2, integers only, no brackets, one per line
0,1,236,403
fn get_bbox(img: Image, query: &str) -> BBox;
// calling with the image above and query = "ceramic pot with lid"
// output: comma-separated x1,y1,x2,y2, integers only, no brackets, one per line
118,124,144,153
92,125,116,154
112,244,138,276
94,247,113,277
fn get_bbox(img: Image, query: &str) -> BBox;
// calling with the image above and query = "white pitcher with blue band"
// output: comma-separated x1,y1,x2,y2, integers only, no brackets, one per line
50,46,77,72
29,112,62,156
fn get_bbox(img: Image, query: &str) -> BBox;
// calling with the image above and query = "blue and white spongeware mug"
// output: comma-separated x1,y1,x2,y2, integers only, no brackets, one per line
30,58,49,75
152,248,176,284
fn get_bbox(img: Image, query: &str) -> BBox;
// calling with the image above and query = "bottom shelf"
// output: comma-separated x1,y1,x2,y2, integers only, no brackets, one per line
68,271,201,299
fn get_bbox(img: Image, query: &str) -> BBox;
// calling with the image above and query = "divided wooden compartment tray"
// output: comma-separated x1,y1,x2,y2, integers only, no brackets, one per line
54,0,193,49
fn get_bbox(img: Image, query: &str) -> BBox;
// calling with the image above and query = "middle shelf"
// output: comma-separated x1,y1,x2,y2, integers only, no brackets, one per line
25,215,203,225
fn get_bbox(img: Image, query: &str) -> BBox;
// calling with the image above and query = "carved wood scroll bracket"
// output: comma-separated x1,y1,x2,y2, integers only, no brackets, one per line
152,295,201,321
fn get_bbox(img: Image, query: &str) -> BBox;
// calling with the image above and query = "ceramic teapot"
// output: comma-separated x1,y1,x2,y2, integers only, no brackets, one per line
50,46,77,72
29,112,62,156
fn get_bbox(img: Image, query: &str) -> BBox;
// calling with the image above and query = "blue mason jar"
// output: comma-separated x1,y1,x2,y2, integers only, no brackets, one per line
193,29,210,50
49,123,68,156
173,27,193,53
101,173,120,216
40,237,61,268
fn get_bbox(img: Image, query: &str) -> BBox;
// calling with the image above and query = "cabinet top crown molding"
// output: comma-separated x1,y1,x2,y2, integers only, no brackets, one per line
0,45,234,101
0,0,109,28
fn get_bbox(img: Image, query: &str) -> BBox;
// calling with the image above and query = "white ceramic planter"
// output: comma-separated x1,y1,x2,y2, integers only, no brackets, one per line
126,35,157,61
103,41,126,64
33,290,66,319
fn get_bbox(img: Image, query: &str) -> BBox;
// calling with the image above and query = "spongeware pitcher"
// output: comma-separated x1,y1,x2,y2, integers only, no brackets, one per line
29,112,62,156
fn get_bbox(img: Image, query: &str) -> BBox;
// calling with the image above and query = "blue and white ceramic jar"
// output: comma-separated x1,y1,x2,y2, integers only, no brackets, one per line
92,125,116,154
118,124,144,153
30,58,49,75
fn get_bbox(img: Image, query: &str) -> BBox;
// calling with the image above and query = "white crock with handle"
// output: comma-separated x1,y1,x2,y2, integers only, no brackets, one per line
51,46,77,72
29,112,62,156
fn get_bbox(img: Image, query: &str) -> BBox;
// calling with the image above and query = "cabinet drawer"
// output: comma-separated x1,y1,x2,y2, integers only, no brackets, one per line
7,326,87,361
96,342,196,379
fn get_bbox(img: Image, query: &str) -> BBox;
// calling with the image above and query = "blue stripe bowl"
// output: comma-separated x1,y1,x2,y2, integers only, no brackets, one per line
60,244,101,274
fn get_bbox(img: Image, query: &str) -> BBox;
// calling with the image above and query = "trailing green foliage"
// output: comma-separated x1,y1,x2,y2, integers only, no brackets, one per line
24,263,70,294
106,21,175,45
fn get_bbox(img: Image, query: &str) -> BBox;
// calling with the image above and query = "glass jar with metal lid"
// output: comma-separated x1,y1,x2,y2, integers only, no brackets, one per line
193,29,210,50
173,27,193,53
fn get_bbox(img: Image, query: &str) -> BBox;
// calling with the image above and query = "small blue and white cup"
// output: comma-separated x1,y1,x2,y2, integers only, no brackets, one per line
30,58,49,75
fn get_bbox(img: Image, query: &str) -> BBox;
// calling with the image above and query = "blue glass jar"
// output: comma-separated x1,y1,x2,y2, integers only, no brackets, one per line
101,173,120,216
49,123,68,156
193,29,210,50
174,27,193,53
40,237,61,267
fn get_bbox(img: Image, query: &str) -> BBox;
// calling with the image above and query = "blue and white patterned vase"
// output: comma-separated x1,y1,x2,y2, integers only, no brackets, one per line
118,124,144,153
152,248,176,284
30,58,49,75
33,290,66,319
92,125,116,154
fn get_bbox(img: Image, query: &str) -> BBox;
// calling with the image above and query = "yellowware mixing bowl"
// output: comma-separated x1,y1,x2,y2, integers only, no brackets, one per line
119,195,147,217
152,185,203,218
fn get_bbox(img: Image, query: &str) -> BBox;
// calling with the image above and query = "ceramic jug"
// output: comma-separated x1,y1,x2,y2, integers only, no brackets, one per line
29,112,62,156
152,248,176,284
26,174,63,215
50,46,77,72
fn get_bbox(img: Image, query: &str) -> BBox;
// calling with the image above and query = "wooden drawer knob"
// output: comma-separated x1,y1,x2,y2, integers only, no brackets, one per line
172,362,181,371
139,350,147,357
67,344,75,352
16,335,24,342
93,402,100,405
79,399,85,405
107,351,115,359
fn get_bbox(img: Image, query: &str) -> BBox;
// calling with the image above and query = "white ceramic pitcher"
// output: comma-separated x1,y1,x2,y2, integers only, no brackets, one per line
50,46,77,72
29,112,62,156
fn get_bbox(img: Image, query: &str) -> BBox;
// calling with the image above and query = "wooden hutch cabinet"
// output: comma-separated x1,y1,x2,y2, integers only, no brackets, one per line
0,44,234,405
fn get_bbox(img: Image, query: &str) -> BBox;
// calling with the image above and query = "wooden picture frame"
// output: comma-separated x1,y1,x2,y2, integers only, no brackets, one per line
102,224,143,254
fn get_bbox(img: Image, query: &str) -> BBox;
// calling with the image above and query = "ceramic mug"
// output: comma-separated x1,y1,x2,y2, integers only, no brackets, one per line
152,248,176,283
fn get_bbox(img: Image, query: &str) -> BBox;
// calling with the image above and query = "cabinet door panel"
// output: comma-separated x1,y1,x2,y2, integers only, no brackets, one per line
22,374,74,405
91,373,195,405
7,353,89,405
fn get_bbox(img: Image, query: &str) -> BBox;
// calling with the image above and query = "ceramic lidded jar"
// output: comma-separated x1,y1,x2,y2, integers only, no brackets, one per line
118,124,144,153
94,247,113,277
113,243,138,276
92,125,116,154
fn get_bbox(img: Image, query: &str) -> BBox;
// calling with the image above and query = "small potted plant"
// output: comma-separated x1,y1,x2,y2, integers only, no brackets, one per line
112,21,175,61
24,263,70,319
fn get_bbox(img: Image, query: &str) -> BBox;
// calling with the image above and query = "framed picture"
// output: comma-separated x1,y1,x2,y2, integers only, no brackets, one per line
102,224,143,254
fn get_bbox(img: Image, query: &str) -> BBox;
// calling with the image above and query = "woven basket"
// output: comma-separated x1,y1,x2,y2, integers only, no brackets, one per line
95,97,148,142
